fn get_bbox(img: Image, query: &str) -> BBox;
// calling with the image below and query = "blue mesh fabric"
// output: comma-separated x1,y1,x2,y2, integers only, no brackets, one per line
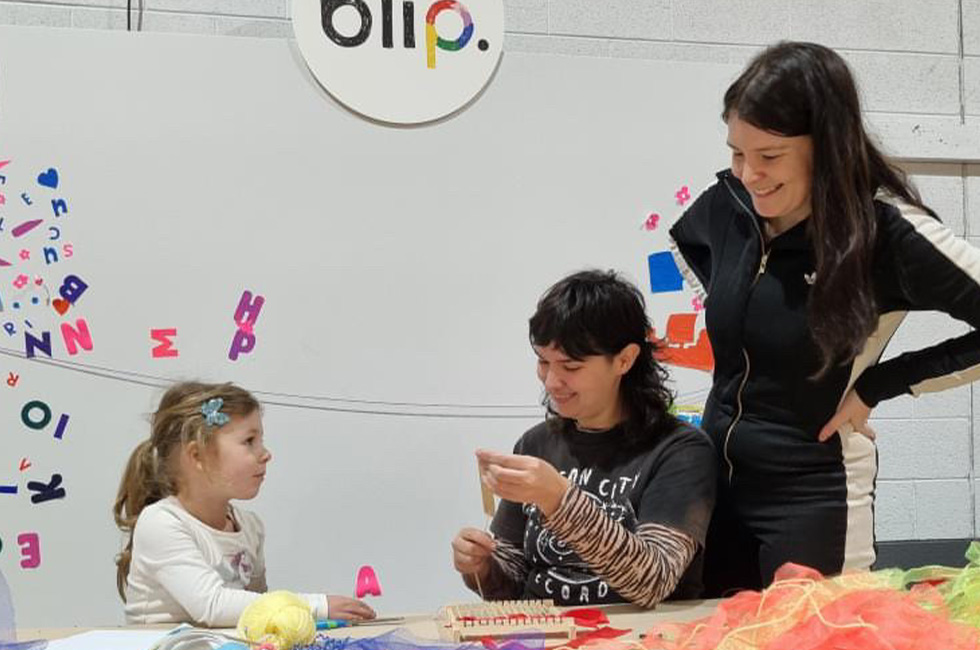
299,630,546,650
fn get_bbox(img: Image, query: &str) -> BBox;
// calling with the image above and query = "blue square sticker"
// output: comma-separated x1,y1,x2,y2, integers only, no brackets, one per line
648,251,684,293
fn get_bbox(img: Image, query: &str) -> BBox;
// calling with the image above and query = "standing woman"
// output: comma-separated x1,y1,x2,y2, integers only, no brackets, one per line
670,41,980,595
451,270,716,607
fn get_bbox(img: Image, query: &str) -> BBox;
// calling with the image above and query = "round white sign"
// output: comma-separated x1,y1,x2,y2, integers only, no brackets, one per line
292,0,505,124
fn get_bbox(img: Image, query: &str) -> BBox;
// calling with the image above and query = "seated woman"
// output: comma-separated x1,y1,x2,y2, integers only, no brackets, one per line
451,270,716,607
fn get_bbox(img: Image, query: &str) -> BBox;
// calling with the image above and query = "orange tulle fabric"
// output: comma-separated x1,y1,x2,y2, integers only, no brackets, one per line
641,562,980,650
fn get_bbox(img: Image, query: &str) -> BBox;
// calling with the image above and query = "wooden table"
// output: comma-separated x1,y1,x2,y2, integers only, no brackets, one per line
19,600,720,644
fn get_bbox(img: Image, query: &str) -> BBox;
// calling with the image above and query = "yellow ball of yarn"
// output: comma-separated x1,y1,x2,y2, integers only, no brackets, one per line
237,590,316,650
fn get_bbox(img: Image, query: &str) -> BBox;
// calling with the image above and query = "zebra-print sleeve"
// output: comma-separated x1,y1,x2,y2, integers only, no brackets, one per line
543,486,697,608
462,538,527,600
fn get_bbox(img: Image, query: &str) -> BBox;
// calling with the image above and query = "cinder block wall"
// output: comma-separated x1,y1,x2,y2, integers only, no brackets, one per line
2,0,978,546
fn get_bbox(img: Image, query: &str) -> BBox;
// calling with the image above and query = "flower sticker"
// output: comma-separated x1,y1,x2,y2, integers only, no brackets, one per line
644,213,661,231
13,274,28,289
675,185,691,206
692,295,704,312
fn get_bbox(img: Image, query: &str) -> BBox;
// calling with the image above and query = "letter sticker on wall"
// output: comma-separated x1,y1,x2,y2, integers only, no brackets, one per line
17,533,40,569
27,473,66,504
151,328,179,358
229,290,265,361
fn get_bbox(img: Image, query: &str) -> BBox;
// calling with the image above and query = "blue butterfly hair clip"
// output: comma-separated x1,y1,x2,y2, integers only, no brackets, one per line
201,397,230,427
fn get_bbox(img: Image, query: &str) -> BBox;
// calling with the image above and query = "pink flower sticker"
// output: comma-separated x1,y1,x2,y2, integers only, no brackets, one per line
644,213,660,231
18,249,30,261
13,274,28,289
692,295,704,312
675,185,691,206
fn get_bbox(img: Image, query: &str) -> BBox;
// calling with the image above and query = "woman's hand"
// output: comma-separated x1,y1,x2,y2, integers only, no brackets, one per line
326,595,376,621
818,390,874,442
451,527,495,579
476,449,569,516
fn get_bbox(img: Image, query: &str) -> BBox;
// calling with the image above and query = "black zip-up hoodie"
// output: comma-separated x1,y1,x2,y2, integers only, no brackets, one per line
670,170,980,490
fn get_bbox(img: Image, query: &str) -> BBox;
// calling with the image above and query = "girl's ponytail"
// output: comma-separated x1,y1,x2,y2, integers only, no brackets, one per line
113,439,163,600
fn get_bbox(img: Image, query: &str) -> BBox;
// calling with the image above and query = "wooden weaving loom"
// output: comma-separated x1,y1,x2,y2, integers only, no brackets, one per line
438,599,577,642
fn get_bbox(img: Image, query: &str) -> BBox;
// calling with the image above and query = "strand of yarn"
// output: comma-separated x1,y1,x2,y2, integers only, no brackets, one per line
474,514,493,600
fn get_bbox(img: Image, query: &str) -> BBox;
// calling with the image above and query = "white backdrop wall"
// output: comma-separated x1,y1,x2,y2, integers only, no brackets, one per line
0,0,976,550
0,25,732,626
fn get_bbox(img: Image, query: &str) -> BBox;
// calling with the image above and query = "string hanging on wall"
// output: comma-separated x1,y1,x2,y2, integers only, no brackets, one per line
0,345,709,420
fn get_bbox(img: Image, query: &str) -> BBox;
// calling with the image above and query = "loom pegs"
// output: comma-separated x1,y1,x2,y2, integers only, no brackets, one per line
440,599,576,643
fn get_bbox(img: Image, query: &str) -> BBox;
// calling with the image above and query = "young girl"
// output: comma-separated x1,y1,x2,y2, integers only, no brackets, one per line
451,270,717,607
114,381,376,626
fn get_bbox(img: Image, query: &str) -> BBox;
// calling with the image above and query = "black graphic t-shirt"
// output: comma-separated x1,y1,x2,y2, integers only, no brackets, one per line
490,420,715,605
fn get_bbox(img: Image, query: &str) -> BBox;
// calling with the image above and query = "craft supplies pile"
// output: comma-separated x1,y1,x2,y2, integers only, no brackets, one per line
644,541,980,650
153,541,980,650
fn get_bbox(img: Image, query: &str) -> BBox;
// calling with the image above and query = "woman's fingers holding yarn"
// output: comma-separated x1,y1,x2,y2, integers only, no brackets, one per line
452,527,494,574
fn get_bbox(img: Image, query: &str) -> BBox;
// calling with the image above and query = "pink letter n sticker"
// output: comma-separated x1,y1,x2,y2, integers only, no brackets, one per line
61,318,93,356
151,328,178,358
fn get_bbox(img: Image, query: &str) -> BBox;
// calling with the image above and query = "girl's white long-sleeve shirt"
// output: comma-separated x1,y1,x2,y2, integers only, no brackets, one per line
123,496,328,626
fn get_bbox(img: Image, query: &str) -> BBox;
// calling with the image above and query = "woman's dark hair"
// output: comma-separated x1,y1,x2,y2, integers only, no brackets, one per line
724,41,934,375
529,269,675,442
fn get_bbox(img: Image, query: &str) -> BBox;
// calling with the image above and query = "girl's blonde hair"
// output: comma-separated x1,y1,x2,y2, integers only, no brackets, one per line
113,381,260,600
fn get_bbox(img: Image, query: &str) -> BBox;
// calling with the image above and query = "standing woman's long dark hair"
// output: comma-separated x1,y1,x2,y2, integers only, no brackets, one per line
723,41,934,375
528,269,675,443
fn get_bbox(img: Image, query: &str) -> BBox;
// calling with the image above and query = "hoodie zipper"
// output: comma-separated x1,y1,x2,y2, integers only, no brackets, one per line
721,177,768,483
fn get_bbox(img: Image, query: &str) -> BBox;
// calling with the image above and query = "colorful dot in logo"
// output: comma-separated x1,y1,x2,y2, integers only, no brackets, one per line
426,1,474,69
